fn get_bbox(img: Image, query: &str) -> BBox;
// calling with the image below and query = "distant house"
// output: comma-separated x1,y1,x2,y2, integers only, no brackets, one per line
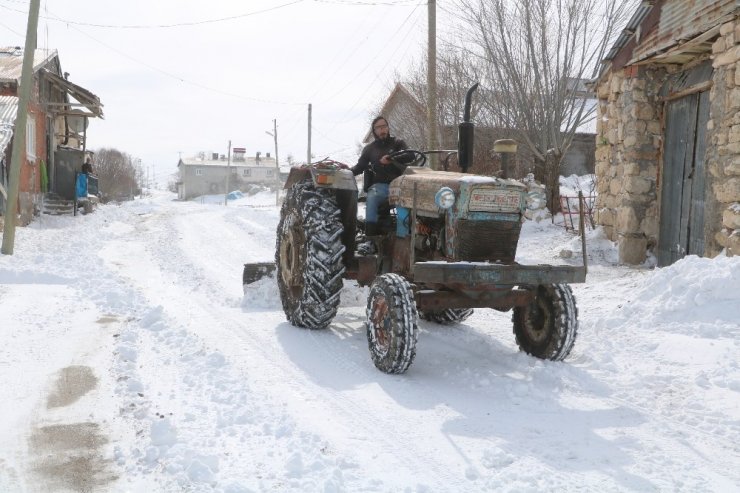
369,82,596,177
593,0,739,265
0,46,102,223
177,149,279,200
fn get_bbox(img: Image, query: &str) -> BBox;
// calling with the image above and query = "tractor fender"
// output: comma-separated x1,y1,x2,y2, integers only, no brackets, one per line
284,166,358,192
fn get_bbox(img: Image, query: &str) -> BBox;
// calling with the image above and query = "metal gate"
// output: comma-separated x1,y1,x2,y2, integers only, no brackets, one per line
657,90,710,266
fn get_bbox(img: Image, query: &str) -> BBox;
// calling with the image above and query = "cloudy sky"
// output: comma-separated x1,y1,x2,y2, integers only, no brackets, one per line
0,0,452,185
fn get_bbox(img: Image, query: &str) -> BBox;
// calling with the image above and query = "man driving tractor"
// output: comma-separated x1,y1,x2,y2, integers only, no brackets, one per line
351,116,411,238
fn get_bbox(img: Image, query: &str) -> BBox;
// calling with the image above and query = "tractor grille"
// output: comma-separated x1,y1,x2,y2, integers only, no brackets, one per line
455,218,521,263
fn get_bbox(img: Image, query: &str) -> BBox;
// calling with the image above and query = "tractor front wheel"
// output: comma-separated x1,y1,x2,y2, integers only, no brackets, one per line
512,284,578,361
366,274,418,374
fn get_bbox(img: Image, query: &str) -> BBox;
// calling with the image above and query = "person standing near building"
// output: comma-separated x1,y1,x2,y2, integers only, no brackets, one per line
81,156,93,175
351,116,410,236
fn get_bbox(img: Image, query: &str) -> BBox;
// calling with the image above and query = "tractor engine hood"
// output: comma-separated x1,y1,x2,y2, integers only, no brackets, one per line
388,167,526,217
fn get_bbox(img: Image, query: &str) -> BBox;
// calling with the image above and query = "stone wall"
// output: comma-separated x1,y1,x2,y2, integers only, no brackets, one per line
595,65,666,264
595,18,740,263
709,20,740,257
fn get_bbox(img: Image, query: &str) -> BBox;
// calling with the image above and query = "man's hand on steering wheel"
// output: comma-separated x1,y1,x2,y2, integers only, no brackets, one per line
387,149,427,168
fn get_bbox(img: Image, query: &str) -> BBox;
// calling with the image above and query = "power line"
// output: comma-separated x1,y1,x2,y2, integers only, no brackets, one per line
26,8,308,107
279,4,421,148
321,4,421,103
305,5,394,101
328,5,423,128
0,1,307,29
0,17,24,36
314,0,422,5
0,0,422,30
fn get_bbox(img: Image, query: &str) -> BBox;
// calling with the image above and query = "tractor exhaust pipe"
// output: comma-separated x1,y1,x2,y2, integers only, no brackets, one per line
457,83,479,173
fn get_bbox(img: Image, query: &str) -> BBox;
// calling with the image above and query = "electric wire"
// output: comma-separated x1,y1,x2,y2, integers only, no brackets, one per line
318,4,420,105
1,0,443,164
9,6,309,107
305,5,393,101
0,0,422,30
327,4,423,130
0,1,307,29
0,18,24,37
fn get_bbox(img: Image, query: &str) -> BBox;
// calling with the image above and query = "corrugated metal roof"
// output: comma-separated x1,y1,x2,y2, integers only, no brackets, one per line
0,96,18,159
0,47,58,82
0,95,19,158
633,0,738,62
604,3,655,62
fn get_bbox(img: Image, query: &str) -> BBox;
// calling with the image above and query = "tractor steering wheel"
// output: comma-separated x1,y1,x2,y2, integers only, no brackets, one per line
387,149,427,168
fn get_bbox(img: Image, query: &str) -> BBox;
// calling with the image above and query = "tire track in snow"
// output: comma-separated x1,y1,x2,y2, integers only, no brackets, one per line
133,204,470,489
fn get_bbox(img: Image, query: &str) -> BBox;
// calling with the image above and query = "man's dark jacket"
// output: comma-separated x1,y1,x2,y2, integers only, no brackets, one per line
351,136,410,192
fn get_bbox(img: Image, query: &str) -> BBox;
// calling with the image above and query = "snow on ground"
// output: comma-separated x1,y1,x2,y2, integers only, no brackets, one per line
0,189,739,492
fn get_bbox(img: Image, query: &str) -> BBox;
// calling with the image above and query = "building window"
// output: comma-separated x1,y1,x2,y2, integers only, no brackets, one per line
195,168,203,176
243,169,251,177
25,119,35,159
266,169,274,177
231,167,237,174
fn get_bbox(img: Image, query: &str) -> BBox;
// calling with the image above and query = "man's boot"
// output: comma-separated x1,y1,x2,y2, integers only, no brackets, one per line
358,222,380,255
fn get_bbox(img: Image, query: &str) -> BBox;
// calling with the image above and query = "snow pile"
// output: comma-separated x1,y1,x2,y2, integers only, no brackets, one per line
585,254,740,470
242,275,281,309
612,255,740,328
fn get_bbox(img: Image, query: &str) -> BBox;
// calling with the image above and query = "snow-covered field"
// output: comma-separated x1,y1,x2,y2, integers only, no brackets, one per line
1,190,738,492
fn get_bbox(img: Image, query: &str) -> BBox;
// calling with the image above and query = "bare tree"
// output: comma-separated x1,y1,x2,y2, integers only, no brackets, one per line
94,147,140,201
457,0,632,212
379,47,491,170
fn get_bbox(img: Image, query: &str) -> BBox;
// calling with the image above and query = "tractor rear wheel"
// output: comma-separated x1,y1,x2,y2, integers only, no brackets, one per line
512,284,577,361
275,181,345,329
420,308,474,325
366,273,418,374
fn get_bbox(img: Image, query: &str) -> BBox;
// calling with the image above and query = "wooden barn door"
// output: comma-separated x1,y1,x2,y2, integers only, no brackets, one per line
657,90,710,267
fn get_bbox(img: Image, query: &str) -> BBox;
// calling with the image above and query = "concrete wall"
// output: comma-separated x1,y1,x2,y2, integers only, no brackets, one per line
179,163,278,200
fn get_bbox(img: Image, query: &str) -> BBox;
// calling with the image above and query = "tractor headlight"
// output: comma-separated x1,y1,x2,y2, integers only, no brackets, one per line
434,187,456,210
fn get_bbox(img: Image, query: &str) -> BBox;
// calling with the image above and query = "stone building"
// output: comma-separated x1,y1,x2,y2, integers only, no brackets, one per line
595,0,740,265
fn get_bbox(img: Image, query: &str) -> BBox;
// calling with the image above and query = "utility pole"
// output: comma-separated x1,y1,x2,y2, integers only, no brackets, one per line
427,0,439,170
266,119,280,206
2,0,40,255
307,103,312,165
224,140,231,206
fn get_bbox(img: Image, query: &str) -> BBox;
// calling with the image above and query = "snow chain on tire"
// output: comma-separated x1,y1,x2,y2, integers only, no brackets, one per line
512,283,578,361
275,181,345,329
419,308,474,325
366,273,418,374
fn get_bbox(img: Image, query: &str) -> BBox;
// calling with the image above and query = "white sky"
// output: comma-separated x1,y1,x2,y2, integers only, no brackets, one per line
0,0,447,185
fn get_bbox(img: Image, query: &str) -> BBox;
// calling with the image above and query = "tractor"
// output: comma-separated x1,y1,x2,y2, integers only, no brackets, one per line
247,85,587,374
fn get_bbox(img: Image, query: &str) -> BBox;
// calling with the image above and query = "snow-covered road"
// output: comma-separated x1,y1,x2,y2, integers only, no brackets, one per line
1,190,738,492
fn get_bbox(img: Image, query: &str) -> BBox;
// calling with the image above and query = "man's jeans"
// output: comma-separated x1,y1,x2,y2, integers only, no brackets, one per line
366,183,389,224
